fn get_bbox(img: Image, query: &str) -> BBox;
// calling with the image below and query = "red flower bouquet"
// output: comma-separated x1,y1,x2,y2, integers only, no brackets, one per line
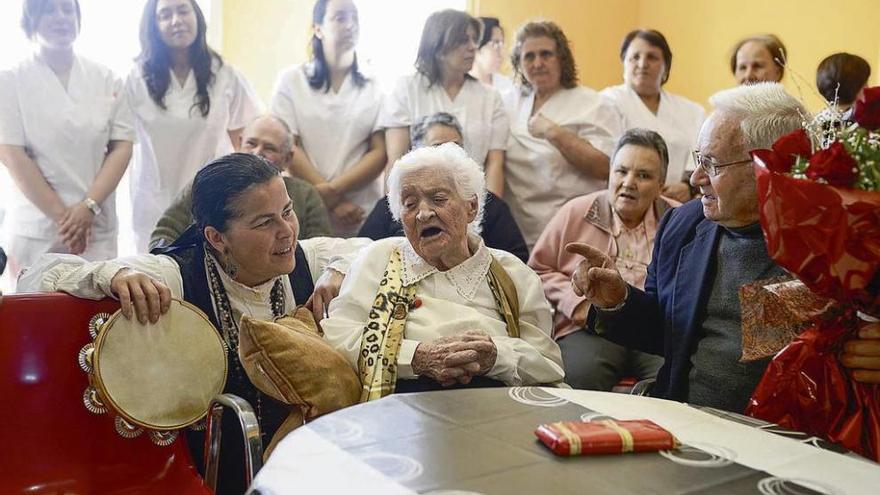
747,87,880,460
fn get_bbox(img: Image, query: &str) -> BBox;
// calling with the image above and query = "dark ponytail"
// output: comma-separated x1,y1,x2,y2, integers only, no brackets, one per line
191,153,280,235
307,0,367,92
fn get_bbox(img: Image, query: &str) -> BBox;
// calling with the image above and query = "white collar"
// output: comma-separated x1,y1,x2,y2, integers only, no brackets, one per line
400,235,493,301
207,252,279,302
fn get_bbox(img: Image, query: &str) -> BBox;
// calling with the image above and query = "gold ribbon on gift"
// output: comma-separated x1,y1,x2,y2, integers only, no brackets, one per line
600,419,635,453
551,421,583,455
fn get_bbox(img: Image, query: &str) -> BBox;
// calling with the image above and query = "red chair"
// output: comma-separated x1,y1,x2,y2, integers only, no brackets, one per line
0,292,212,495
611,376,639,394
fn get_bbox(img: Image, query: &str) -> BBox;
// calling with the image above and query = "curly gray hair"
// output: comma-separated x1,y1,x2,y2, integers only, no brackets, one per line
386,142,486,235
411,112,463,149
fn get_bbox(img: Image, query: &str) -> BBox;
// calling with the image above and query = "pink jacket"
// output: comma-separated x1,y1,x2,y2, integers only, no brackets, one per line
528,190,679,340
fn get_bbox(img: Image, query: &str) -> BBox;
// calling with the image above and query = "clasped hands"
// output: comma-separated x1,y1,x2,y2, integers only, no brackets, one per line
57,201,95,255
412,330,497,387
316,182,364,228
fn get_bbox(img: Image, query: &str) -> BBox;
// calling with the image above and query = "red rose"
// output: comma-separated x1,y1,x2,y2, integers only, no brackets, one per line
806,141,858,187
750,129,812,174
853,86,880,130
751,149,786,174
772,129,812,170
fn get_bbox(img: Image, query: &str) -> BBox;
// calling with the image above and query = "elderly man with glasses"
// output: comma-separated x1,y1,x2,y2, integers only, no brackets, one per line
568,83,880,412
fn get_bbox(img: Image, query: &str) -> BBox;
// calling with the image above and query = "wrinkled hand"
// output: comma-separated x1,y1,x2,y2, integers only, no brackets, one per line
332,201,365,227
528,113,560,140
110,268,172,324
565,242,627,310
58,203,94,255
305,268,345,322
840,320,880,384
412,330,497,386
315,182,341,208
662,182,692,203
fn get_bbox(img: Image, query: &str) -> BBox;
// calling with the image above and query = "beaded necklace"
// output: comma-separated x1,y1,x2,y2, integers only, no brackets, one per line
204,249,285,430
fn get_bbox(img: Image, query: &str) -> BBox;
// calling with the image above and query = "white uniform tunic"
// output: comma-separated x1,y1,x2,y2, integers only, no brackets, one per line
269,64,383,236
125,60,260,252
0,54,134,269
491,73,516,99
504,86,621,248
379,73,508,167
600,84,705,185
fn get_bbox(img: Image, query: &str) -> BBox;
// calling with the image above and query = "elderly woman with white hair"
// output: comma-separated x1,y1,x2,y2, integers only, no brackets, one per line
322,143,563,397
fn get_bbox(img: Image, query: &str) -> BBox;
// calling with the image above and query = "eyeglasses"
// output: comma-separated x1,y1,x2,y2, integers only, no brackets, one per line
455,34,479,46
691,151,753,177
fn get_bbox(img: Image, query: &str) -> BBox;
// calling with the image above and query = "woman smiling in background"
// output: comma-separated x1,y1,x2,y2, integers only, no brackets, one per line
126,0,260,252
0,0,133,278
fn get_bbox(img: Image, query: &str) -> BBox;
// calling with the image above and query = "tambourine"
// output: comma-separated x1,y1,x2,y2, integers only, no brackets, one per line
79,299,227,446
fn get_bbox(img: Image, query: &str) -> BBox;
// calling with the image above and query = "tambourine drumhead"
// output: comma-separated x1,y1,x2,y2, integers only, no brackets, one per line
93,299,227,430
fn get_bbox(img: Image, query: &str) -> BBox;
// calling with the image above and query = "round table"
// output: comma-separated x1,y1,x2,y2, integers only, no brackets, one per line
250,387,879,495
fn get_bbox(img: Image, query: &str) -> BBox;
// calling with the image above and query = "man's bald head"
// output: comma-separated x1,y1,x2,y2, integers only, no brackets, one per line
239,115,294,170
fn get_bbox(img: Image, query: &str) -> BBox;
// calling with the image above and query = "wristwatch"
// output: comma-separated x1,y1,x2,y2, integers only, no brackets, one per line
84,197,102,216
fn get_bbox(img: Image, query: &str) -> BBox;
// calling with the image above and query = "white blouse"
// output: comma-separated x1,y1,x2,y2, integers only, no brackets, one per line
321,236,564,386
600,84,705,185
379,73,509,166
491,73,516,99
19,237,372,327
0,53,134,243
504,85,622,248
269,64,383,235
125,60,261,252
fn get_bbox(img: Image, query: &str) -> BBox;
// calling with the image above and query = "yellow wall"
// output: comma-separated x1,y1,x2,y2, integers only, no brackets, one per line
222,0,313,101
636,0,880,110
473,0,640,90
223,0,880,111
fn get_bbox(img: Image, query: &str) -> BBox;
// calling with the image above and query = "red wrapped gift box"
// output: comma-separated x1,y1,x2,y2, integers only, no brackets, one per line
535,419,679,456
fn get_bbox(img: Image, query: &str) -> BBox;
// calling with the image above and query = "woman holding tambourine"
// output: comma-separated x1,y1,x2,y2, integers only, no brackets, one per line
22,153,369,495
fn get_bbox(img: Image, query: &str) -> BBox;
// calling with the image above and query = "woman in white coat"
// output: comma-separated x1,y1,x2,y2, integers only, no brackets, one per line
381,9,508,196
0,0,134,277
469,17,515,97
270,0,385,237
126,0,260,252
504,20,621,249
600,29,705,203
